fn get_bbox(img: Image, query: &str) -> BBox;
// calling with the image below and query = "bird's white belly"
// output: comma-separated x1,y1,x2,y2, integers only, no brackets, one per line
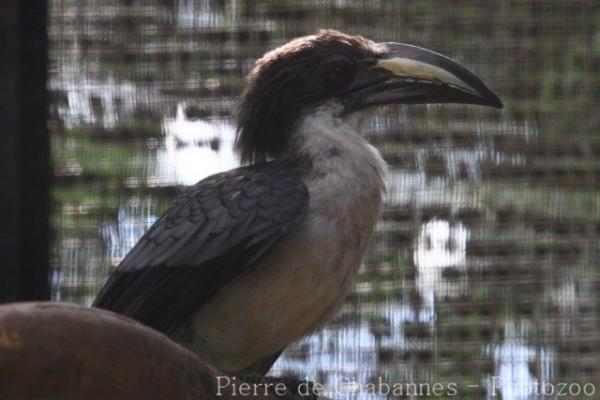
172,108,386,373
174,215,362,373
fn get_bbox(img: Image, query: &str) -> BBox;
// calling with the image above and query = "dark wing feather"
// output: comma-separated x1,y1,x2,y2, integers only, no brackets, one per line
93,163,308,334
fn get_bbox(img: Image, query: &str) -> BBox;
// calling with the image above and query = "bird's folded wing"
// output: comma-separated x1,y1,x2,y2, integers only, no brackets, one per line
93,163,308,334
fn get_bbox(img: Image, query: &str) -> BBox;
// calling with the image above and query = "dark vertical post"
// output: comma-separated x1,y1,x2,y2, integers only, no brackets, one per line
0,2,20,301
0,0,50,302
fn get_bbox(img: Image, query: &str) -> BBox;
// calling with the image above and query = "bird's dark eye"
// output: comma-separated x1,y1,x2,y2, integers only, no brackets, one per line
320,59,355,90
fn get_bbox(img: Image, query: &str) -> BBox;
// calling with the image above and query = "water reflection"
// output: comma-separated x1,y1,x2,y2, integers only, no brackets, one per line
175,0,229,28
273,303,432,400
414,219,469,302
156,103,238,186
53,76,160,129
485,321,554,400
546,280,579,337
101,198,158,266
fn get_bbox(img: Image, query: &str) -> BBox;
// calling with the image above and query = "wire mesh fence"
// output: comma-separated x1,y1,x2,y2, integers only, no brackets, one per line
49,1,600,398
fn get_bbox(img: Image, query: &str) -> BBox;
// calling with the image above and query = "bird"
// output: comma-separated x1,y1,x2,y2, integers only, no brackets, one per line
93,30,502,376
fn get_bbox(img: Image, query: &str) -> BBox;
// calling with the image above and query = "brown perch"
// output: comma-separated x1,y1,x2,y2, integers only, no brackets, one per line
0,302,317,399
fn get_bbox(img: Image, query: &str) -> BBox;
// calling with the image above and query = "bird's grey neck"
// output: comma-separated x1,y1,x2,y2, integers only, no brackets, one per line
283,103,386,182
281,102,387,219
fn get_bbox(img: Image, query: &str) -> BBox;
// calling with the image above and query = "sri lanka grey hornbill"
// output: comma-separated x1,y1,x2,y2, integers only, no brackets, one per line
94,30,502,375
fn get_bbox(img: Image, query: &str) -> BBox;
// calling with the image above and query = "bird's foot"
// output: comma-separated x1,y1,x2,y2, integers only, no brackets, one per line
237,374,320,399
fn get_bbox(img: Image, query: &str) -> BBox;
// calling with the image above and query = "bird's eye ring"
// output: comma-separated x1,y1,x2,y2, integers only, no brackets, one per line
319,58,355,90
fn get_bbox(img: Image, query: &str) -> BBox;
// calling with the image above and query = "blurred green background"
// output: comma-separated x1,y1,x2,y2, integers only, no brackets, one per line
49,1,600,398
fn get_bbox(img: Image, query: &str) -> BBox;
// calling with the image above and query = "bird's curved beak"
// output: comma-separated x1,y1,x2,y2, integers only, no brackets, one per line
345,42,503,113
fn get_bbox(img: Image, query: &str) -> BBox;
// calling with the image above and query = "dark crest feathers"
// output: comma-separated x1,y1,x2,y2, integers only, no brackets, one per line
234,30,376,164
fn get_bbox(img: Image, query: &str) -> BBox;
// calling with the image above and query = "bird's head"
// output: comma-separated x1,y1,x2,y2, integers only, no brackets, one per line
236,30,502,164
